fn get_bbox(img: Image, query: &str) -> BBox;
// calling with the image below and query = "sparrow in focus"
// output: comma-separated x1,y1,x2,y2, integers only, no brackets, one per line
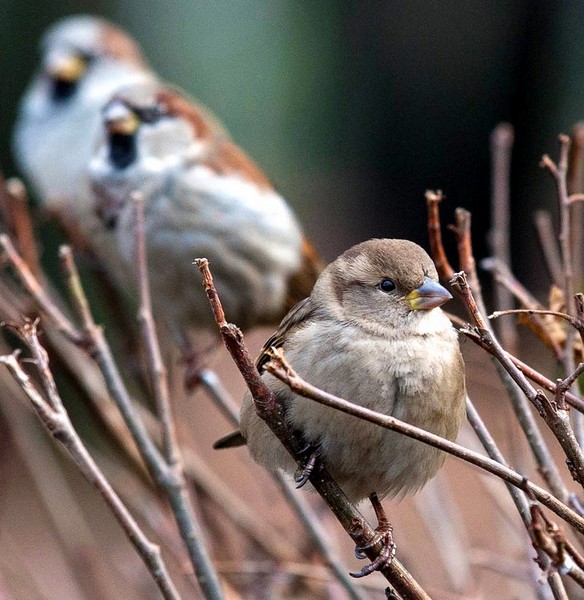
13,16,155,276
216,238,466,505
89,81,323,363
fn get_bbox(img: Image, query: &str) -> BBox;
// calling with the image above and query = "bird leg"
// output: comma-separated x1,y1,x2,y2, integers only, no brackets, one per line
351,492,396,578
293,436,322,488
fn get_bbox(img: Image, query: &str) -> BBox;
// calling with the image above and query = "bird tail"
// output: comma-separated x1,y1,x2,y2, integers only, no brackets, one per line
213,430,246,449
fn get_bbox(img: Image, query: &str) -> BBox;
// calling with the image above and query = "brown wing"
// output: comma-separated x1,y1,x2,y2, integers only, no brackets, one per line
284,238,325,313
157,87,273,190
255,295,317,373
214,295,316,450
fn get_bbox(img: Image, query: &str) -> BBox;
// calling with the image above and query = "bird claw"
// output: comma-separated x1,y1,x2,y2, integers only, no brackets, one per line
294,443,322,488
350,492,396,578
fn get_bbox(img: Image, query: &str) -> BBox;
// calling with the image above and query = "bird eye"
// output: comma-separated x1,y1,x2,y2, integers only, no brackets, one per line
379,278,396,293
134,106,164,124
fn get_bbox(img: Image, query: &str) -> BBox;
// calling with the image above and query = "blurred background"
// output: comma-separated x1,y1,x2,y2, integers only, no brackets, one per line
2,0,584,283
2,2,584,599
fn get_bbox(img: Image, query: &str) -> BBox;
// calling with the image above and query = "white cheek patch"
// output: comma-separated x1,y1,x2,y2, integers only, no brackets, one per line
413,307,453,336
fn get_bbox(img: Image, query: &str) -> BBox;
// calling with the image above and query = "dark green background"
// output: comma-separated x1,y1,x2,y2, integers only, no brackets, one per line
2,1,584,287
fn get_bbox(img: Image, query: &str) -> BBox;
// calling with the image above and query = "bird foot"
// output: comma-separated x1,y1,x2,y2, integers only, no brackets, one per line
350,492,396,578
294,442,322,488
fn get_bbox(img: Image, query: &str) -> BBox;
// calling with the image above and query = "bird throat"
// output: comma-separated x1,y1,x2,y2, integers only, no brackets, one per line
108,132,138,170
51,78,78,102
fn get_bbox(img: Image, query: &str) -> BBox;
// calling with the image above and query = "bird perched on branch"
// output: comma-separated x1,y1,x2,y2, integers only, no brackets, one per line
89,81,323,375
13,15,155,277
216,239,466,506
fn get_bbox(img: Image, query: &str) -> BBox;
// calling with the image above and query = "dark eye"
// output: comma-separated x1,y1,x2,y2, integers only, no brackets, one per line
379,278,396,293
135,105,165,124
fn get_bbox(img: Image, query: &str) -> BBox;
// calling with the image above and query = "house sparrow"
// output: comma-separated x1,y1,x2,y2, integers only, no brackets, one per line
13,16,155,276
89,81,323,358
216,239,466,505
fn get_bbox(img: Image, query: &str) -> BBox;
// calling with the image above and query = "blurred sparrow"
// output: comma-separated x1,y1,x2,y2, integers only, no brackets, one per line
89,81,323,364
216,238,466,506
13,15,155,273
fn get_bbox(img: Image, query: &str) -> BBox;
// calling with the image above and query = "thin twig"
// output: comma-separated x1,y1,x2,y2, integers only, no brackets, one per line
542,137,581,447
505,351,584,414
568,123,584,288
195,257,430,600
452,271,584,490
4,178,42,277
481,257,563,358
274,475,366,600
132,195,224,598
429,201,573,508
489,122,516,352
0,235,84,345
133,193,178,466
198,361,365,598
0,323,181,600
59,248,225,600
425,190,455,280
198,369,241,427
465,399,569,594
534,211,564,288
264,348,584,535
413,475,475,594
490,308,584,351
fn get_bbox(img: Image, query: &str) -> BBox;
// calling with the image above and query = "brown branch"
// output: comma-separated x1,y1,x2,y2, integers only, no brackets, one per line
264,348,584,535
0,322,181,600
489,122,517,352
490,308,584,351
452,271,584,490
534,210,564,288
542,138,578,404
427,198,572,515
526,494,584,589
194,258,430,600
505,352,584,414
4,178,42,277
196,367,364,599
481,257,563,358
425,190,455,280
0,235,84,345
133,193,178,466
58,248,225,599
569,123,584,288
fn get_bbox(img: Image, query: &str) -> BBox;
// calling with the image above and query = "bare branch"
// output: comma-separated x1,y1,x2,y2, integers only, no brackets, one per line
4,178,42,277
0,235,83,345
195,257,431,599
489,122,516,351
534,210,564,288
425,190,455,281
0,323,181,600
264,347,584,535
452,271,584,489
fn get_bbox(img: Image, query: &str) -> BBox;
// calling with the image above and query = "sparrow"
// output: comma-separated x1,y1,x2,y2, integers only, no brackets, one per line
89,81,323,360
215,239,466,505
13,16,155,278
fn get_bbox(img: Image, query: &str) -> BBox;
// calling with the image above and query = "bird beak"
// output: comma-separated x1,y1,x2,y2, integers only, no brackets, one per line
45,50,87,83
103,102,141,136
405,276,452,310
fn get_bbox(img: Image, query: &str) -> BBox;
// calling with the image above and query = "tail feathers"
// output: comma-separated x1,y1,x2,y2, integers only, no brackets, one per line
213,430,246,449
